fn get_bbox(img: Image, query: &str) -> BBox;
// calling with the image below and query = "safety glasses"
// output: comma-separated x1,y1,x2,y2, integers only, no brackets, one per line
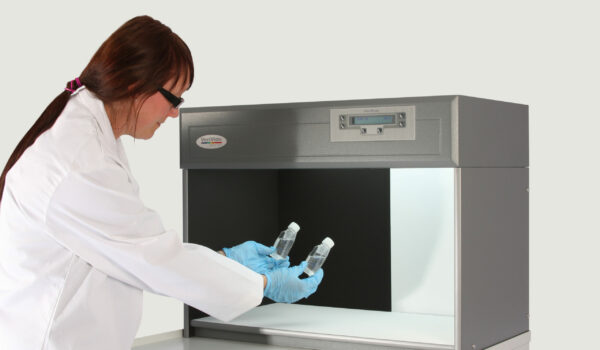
158,87,184,109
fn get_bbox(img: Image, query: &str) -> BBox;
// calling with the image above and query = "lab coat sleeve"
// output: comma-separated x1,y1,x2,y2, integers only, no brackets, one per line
44,156,263,322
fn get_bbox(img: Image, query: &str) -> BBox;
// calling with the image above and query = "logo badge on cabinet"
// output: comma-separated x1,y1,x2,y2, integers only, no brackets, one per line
196,135,227,149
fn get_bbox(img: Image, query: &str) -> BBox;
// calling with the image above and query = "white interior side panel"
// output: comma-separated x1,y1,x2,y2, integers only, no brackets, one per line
390,169,455,317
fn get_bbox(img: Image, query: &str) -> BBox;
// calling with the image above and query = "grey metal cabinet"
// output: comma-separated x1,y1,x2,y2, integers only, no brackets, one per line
179,96,529,350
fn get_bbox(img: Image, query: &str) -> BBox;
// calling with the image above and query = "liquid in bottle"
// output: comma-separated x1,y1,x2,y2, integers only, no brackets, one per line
270,222,300,260
304,237,334,276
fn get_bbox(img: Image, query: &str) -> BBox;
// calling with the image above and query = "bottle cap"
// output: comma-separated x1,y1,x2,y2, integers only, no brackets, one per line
288,222,300,233
322,237,334,249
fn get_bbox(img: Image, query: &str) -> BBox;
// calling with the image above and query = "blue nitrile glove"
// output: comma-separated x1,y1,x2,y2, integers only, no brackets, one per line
264,261,324,303
223,240,290,274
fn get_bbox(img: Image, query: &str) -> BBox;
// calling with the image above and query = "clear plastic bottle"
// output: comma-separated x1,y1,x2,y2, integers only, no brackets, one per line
304,237,334,276
270,222,300,260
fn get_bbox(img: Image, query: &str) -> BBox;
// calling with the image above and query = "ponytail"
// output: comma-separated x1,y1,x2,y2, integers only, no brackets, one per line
0,80,79,203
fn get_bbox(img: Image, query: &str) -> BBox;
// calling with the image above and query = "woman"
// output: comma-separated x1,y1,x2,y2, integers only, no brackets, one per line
0,16,323,350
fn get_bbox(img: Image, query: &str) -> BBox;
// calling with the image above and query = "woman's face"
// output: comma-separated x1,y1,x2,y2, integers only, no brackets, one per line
133,78,188,140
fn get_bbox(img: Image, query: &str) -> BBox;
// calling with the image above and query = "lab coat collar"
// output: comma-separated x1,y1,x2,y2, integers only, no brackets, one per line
72,87,130,169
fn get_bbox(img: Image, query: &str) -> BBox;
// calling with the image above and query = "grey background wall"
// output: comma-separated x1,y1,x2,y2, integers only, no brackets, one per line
1,1,598,348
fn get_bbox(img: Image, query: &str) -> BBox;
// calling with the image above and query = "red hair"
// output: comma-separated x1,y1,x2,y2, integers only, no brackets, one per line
0,15,194,203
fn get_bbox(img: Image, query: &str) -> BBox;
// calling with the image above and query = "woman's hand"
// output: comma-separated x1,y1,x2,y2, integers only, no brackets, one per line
263,261,324,303
222,240,290,274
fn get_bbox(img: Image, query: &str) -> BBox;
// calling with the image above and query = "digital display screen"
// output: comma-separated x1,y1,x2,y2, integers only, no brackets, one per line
350,114,395,125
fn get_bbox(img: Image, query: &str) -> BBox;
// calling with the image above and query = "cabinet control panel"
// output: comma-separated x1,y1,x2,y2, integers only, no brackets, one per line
330,105,416,142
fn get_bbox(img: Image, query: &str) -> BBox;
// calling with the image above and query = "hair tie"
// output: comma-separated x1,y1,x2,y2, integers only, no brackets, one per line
65,77,83,94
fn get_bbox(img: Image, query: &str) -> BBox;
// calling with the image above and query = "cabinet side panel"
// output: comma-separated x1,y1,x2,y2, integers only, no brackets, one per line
459,168,529,349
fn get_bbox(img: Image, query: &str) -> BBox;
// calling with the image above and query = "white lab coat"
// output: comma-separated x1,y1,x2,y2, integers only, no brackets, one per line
0,88,264,350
